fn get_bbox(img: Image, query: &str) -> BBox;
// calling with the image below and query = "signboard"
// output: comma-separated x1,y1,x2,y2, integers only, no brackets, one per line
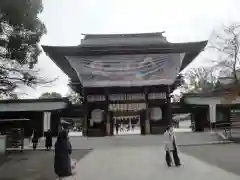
109,103,146,111
148,92,166,100
109,93,145,101
87,95,106,102
66,53,185,87
230,109,240,122
86,93,166,102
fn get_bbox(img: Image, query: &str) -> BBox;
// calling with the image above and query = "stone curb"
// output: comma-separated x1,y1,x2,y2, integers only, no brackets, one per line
7,147,92,152
178,140,233,147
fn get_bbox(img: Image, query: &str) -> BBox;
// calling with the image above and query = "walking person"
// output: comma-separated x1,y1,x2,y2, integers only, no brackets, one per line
131,124,135,131
28,129,33,145
164,126,181,167
32,129,39,150
120,123,124,132
115,123,119,135
171,127,181,166
45,129,52,151
54,130,75,179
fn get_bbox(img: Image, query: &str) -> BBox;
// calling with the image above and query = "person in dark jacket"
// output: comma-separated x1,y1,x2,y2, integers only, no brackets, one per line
115,123,119,135
32,130,39,150
45,129,52,151
54,130,72,179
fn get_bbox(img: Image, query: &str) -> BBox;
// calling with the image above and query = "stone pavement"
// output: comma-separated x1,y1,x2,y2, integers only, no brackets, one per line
23,132,230,150
0,150,91,180
69,146,240,180
180,144,240,176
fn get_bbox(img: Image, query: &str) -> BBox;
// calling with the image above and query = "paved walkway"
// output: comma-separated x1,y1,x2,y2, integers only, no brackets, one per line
68,128,192,137
68,146,239,180
23,132,227,151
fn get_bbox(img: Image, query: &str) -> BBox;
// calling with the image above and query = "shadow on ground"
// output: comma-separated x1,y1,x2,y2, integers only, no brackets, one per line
0,149,92,180
0,155,12,168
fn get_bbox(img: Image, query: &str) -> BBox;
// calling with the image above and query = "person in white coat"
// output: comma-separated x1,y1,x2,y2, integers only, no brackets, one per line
164,126,181,167
164,126,174,166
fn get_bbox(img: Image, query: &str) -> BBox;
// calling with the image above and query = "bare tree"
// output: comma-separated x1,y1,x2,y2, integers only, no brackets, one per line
67,90,83,104
171,93,182,102
208,23,240,84
182,67,217,93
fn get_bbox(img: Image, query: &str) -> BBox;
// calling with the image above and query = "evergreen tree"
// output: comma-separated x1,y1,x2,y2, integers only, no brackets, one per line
0,0,47,98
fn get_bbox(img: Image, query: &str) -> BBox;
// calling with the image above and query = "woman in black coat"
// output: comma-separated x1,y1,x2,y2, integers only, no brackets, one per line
45,129,52,150
32,130,39,150
54,131,72,178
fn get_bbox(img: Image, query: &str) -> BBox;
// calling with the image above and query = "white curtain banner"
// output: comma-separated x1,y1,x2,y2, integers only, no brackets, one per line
66,53,185,87
91,109,103,123
150,107,162,121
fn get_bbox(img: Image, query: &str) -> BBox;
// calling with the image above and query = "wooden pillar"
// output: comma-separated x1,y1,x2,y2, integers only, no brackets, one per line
166,86,172,126
144,88,150,134
82,89,88,136
106,113,111,136
82,106,88,136
105,88,111,136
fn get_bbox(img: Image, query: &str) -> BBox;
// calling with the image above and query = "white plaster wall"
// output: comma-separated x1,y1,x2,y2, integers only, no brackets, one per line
185,96,240,105
0,102,67,112
43,112,51,132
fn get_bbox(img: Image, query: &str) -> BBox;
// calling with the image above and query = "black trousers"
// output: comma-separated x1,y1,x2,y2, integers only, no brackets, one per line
33,143,38,150
165,150,181,166
165,151,172,167
172,149,181,166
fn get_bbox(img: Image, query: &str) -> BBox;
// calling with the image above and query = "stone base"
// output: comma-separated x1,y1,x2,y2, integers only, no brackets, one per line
87,129,105,137
150,126,166,134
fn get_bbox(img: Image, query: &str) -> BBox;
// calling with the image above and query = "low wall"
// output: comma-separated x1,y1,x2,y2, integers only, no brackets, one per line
0,135,6,154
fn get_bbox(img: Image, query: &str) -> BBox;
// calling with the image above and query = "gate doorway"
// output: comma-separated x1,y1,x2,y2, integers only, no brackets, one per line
113,115,140,135
109,110,146,136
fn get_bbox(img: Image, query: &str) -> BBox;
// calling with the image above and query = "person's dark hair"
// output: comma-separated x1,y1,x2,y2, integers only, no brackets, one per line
57,130,68,142
166,125,172,131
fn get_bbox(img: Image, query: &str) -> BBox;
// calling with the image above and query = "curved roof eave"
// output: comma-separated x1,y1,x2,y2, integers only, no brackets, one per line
42,40,208,85
42,40,208,55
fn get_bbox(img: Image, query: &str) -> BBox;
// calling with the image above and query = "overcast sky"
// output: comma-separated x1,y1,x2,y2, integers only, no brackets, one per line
19,0,240,98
